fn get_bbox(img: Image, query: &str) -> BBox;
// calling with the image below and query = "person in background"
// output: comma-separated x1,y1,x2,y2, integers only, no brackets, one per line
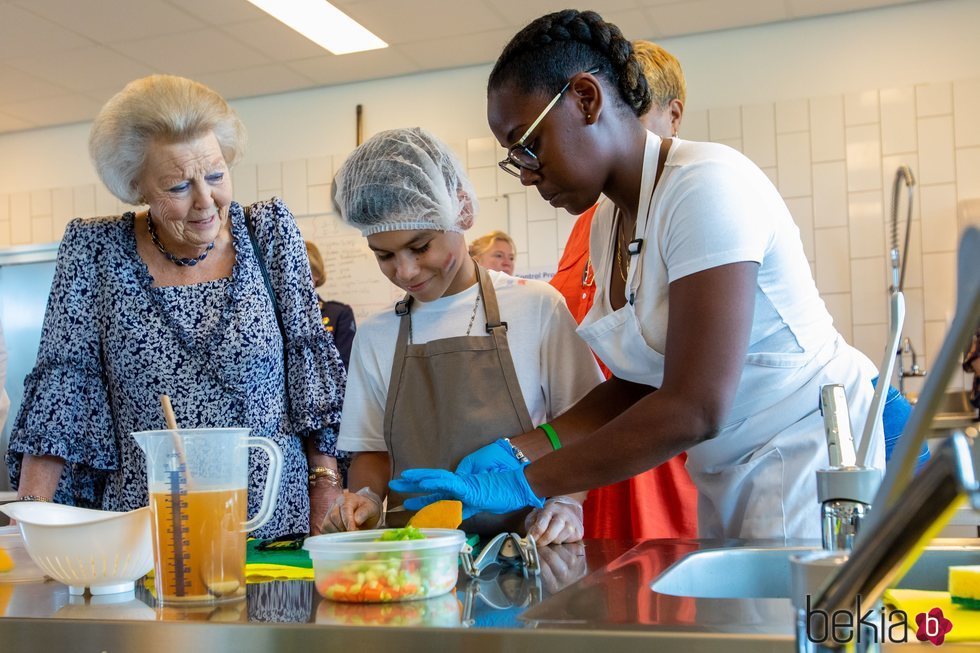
549,39,696,541
305,240,356,370
392,10,886,541
966,327,980,410
469,230,517,275
6,75,346,538
326,128,603,544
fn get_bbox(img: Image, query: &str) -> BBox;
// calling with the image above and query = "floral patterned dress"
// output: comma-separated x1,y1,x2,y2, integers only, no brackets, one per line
6,198,346,538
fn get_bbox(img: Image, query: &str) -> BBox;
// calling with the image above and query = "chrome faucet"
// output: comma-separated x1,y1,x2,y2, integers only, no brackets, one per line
817,385,881,551
809,227,980,623
896,336,926,398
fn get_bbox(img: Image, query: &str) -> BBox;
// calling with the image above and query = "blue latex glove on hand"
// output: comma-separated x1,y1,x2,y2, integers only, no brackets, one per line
455,438,526,475
389,467,545,516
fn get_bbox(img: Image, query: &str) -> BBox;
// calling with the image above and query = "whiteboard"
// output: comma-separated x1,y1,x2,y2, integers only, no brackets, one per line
297,212,404,321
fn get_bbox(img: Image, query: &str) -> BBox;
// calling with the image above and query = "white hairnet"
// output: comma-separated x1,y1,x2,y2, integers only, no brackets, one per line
332,127,478,236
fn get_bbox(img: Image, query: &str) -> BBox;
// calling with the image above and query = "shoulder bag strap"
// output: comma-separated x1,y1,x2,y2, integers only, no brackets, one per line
244,204,286,341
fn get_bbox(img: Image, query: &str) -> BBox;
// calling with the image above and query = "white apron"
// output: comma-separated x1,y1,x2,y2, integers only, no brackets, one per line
577,136,883,541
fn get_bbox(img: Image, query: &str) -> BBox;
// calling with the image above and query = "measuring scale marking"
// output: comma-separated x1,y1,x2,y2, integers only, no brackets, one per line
166,452,190,597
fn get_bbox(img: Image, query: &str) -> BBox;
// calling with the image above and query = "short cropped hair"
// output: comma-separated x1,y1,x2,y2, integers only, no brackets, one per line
632,40,686,109
468,230,516,258
89,74,246,205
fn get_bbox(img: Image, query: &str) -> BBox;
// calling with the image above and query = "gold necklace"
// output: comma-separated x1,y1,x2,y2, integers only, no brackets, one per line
614,211,629,283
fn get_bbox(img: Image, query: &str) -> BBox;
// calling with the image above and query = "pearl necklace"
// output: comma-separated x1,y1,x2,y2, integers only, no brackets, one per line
146,210,215,267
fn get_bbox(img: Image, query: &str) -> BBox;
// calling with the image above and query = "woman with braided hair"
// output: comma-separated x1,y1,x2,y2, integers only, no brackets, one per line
391,10,885,540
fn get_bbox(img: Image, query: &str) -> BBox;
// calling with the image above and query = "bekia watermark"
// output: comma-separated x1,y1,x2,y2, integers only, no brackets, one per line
805,595,953,646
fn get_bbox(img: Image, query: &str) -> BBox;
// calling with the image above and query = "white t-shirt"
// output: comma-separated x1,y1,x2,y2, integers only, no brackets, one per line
338,270,604,452
583,133,843,394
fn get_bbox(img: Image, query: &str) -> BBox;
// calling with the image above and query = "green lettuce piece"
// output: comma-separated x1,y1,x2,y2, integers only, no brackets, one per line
376,526,426,541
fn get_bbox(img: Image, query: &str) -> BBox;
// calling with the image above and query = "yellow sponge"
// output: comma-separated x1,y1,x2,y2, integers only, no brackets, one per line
0,548,13,573
949,565,980,609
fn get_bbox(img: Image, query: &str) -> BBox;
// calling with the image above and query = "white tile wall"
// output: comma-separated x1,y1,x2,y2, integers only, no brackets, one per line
955,147,980,202
845,90,879,126
775,98,808,133
7,74,980,377
917,116,956,185
741,103,776,168
921,252,956,323
919,184,958,253
915,82,952,118
681,109,709,141
814,226,851,294
233,164,257,207
845,124,882,192
953,79,980,147
709,106,741,141
847,190,884,259
526,191,556,223
812,161,847,228
282,159,308,215
10,192,30,245
809,95,845,162
256,161,281,193
850,257,887,325
777,131,811,197
466,136,497,169
307,156,332,186
468,166,497,199
879,86,917,156
527,220,558,270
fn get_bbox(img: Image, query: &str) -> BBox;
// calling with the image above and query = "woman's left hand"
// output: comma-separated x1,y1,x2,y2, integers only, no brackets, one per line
525,496,584,546
309,482,343,536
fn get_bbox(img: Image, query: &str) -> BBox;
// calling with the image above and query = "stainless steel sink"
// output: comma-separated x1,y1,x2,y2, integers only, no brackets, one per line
652,542,980,599
929,391,978,431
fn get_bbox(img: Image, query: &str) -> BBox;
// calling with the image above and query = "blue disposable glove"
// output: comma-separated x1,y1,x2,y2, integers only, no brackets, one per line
455,438,526,475
389,467,545,516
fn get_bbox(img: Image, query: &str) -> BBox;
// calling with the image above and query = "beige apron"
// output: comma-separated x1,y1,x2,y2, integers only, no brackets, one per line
383,264,534,535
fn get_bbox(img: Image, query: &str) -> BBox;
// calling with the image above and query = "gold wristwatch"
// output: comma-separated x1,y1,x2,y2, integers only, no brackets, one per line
308,466,342,488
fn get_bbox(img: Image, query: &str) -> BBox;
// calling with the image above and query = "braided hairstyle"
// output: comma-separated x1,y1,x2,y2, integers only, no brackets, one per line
488,10,652,117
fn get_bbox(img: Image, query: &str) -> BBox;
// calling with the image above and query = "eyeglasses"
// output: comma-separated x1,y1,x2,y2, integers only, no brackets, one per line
497,67,600,178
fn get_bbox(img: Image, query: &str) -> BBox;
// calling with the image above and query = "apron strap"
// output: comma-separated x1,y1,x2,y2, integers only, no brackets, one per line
384,294,414,437
628,136,672,305
476,264,535,434
654,137,671,189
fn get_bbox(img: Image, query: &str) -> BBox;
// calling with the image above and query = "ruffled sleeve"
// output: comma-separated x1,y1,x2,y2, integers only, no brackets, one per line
246,198,347,457
6,218,119,504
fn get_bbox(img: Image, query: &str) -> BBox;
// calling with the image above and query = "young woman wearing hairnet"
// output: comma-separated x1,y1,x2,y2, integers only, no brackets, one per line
325,128,603,544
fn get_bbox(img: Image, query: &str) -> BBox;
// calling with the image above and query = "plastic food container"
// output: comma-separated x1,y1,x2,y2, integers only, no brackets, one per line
304,529,465,603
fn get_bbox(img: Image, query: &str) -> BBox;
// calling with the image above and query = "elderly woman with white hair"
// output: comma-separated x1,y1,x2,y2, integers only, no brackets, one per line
325,127,602,544
7,75,347,538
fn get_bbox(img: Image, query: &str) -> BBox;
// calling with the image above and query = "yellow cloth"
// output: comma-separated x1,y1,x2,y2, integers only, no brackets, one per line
884,589,980,642
245,563,313,583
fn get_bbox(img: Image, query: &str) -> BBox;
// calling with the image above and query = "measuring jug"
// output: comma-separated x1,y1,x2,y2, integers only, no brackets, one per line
133,428,283,604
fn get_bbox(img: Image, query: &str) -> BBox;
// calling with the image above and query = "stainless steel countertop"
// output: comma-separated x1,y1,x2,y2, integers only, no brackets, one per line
1,538,974,652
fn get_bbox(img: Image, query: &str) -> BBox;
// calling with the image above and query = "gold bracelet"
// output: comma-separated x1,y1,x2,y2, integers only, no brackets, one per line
18,495,51,502
308,466,342,488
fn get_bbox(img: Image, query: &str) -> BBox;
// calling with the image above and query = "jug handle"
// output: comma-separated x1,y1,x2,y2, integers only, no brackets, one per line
243,436,284,533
